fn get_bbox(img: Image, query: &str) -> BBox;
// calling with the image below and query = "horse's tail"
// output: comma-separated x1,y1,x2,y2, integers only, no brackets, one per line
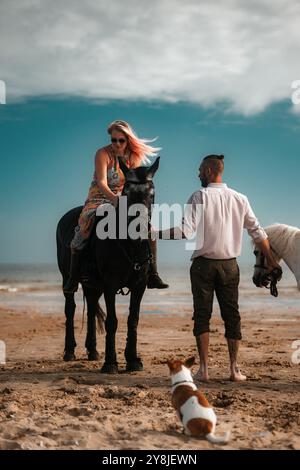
81,291,106,334
96,303,106,334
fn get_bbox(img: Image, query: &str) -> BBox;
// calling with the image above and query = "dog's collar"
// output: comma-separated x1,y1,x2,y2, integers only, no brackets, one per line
172,379,194,387
171,380,197,392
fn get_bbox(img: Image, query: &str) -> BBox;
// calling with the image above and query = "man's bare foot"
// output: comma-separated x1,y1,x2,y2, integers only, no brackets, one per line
230,367,247,382
193,368,209,382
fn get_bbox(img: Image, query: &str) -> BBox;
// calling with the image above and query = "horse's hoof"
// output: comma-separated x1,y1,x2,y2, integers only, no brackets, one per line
100,362,118,374
63,351,76,362
87,350,100,361
126,358,143,372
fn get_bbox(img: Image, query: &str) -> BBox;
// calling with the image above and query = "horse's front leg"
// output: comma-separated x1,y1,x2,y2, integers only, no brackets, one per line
83,287,102,361
125,282,146,372
100,289,118,374
63,292,77,361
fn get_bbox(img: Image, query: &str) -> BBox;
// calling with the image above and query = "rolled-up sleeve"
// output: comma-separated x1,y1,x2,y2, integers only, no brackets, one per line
243,197,268,242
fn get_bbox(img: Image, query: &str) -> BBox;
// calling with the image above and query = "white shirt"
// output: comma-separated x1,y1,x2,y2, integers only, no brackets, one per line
184,183,267,260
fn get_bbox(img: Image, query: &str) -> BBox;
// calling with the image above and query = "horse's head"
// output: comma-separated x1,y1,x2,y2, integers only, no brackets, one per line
118,157,159,240
252,246,283,296
118,156,159,209
252,248,270,288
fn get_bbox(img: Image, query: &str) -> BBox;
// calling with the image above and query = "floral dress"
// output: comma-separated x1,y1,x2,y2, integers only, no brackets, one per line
71,145,131,250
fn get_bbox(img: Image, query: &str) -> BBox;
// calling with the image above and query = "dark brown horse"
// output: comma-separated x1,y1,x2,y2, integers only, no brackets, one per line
56,157,159,373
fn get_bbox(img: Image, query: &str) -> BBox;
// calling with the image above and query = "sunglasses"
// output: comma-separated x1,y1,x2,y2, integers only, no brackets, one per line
111,137,127,144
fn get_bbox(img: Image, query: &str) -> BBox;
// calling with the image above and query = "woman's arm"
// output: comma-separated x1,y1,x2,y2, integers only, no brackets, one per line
95,149,119,206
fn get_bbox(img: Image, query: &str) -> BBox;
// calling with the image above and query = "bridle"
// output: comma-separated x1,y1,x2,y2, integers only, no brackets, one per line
253,249,283,297
115,185,154,296
115,238,153,295
116,238,153,272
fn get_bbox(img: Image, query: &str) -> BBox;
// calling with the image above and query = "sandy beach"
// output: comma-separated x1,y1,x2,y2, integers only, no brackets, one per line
2,0,300,455
0,290,299,450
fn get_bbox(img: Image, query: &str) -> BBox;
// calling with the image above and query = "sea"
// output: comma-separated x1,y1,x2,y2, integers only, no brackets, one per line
0,263,299,317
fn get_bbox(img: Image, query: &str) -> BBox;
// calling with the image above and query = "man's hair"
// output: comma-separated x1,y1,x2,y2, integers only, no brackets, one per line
201,154,224,175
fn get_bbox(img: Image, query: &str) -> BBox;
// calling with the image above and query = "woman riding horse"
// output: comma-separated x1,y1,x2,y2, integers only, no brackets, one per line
63,120,168,293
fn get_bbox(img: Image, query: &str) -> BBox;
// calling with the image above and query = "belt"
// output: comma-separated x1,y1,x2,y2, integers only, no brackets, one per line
196,256,236,261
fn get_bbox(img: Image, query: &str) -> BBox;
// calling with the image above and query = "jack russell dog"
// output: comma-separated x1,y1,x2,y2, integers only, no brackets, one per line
167,356,230,444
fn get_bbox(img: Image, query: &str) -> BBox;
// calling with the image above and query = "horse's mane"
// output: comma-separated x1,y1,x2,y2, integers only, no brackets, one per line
263,223,300,259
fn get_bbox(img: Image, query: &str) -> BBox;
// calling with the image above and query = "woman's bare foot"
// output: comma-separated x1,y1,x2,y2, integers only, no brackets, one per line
230,366,247,382
193,367,209,382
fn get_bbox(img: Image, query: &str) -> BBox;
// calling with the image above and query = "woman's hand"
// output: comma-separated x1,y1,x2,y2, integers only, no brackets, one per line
110,194,119,207
150,225,159,240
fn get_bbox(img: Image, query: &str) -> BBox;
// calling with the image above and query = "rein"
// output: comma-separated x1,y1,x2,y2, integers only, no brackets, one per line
115,238,153,296
115,238,152,271
254,250,283,297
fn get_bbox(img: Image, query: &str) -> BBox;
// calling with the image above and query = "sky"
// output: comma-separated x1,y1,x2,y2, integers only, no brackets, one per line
0,0,299,266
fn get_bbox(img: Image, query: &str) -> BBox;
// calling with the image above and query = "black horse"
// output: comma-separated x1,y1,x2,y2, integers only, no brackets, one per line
56,157,159,373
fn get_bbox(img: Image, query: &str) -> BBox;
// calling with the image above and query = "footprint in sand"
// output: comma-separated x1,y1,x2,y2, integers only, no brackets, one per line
68,406,93,417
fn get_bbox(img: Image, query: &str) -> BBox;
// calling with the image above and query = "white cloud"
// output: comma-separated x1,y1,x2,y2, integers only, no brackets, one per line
0,0,299,115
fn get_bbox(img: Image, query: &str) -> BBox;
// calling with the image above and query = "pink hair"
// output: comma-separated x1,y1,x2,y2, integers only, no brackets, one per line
107,120,161,166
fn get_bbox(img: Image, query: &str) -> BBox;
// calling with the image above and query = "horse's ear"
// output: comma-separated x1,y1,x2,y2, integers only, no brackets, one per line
147,157,160,179
185,356,195,368
118,157,129,176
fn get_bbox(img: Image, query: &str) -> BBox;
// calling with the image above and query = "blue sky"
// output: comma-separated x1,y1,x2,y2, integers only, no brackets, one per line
0,98,299,265
0,0,299,265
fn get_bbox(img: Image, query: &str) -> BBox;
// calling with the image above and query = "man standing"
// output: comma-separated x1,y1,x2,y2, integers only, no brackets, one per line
156,155,280,382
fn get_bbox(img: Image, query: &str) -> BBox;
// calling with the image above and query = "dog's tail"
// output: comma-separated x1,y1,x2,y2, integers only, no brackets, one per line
206,430,230,445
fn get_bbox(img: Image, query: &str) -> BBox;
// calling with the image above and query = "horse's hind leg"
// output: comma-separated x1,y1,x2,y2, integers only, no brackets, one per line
83,287,102,361
63,292,77,361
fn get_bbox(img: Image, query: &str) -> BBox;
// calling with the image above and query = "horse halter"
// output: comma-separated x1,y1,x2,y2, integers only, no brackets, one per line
115,240,153,296
253,250,283,297
115,195,154,296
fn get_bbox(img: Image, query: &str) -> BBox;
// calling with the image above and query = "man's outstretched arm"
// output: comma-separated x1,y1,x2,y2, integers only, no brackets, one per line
243,197,280,271
152,193,202,240
151,226,187,240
